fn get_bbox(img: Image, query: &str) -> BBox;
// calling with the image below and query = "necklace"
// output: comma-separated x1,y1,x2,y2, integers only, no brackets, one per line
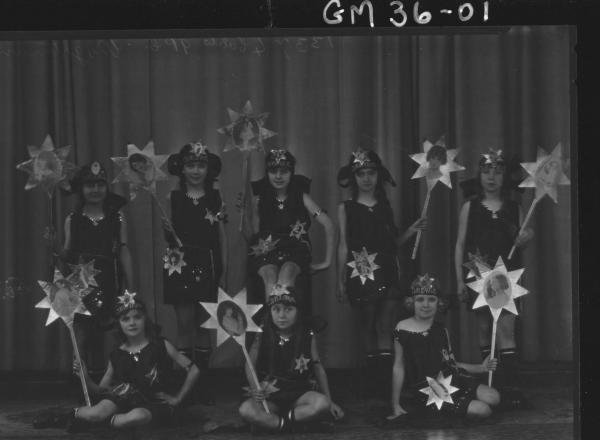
481,200,501,219
278,335,291,346
82,211,105,226
275,196,286,210
186,191,204,206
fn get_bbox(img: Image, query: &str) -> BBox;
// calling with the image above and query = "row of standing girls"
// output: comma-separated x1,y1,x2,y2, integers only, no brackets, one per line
41,142,533,433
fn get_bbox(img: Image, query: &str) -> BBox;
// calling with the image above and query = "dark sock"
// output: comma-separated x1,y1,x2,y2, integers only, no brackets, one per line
376,350,394,401
194,347,216,405
497,347,519,390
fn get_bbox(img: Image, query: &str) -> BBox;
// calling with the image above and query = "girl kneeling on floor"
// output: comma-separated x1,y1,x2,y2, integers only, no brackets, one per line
239,286,344,433
388,274,500,421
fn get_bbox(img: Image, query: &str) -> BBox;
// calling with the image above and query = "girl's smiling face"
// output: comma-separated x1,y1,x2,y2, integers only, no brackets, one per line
270,303,297,332
82,181,107,204
413,294,438,319
182,161,208,186
354,167,378,192
267,167,291,191
119,309,146,339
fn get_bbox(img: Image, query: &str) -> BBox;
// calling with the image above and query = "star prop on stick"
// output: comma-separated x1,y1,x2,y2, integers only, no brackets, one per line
419,372,460,410
16,134,76,197
508,143,570,259
467,256,529,386
111,141,169,198
163,248,187,276
217,101,276,153
36,268,92,406
199,287,269,412
410,138,464,260
347,247,381,285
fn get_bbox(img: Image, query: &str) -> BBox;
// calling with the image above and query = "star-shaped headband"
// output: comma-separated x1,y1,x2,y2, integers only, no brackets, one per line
481,149,505,169
351,149,378,172
266,149,293,170
410,274,440,296
266,284,297,307
182,142,209,164
115,290,145,316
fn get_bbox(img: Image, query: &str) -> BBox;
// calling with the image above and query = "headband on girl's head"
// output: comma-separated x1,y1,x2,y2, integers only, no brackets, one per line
115,290,146,316
337,148,396,188
266,149,295,172
479,148,506,171
266,284,297,307
410,274,441,296
70,161,107,190
182,142,209,165
167,142,222,177
351,149,378,172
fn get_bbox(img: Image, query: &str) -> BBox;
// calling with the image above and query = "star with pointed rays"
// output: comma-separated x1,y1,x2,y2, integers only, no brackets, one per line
217,101,276,152
410,138,465,190
352,149,371,168
468,256,528,318
67,259,101,289
483,148,504,166
199,288,263,347
294,354,311,373
347,247,380,285
117,290,137,309
463,250,492,280
16,134,76,196
36,268,91,326
250,235,280,256
191,141,208,158
419,372,460,410
163,248,187,276
519,143,570,203
289,220,307,240
204,210,221,225
111,141,169,198
243,378,280,397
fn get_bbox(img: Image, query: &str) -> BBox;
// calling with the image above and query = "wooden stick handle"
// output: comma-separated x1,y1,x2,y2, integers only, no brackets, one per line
488,317,498,387
151,193,184,248
67,323,92,407
241,343,270,414
507,197,539,260
239,153,250,232
411,190,432,260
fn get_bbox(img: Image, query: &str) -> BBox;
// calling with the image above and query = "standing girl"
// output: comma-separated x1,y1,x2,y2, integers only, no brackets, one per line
238,286,344,433
64,291,200,433
388,274,500,421
242,148,334,310
61,161,134,378
454,150,533,408
164,142,227,367
336,149,426,391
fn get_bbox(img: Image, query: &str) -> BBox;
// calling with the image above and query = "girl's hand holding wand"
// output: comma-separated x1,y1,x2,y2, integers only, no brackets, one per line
482,355,498,373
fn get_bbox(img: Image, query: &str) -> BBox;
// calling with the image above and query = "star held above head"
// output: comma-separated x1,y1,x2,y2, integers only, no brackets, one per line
250,235,279,256
163,248,187,276
36,268,91,326
217,100,276,152
347,247,380,285
16,134,76,197
111,141,169,198
419,371,460,410
410,138,465,190
519,143,570,203
467,256,529,319
199,288,263,347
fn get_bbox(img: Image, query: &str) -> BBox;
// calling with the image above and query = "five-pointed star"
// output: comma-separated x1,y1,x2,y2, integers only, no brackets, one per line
163,248,187,276
419,372,460,410
16,134,76,196
347,247,380,285
67,259,101,289
289,220,307,240
204,210,220,225
250,235,279,256
199,288,263,347
519,143,570,203
410,138,465,190
217,100,276,152
111,141,169,197
467,256,528,319
294,354,311,373
36,268,91,326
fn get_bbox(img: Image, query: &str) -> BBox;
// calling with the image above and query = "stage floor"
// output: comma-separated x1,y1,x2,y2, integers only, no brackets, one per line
0,370,575,440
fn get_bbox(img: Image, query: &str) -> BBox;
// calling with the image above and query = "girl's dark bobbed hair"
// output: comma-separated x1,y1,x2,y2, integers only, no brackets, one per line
337,149,395,188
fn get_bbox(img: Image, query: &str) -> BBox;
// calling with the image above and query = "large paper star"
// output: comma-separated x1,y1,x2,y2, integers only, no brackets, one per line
294,354,311,373
419,372,460,410
36,268,91,326
111,141,169,198
163,248,187,276
217,101,276,152
16,134,76,196
250,235,280,256
410,138,465,190
468,256,529,319
347,247,380,285
519,143,570,203
199,288,263,347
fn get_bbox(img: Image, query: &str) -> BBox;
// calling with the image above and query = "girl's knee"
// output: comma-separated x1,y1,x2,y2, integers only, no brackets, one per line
239,400,258,421
303,392,330,414
467,400,492,418
477,385,500,406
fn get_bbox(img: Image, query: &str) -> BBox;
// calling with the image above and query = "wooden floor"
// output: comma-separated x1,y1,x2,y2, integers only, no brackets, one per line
0,371,575,440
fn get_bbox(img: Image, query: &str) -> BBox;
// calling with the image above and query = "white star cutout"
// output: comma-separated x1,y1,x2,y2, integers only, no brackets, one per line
163,248,187,276
217,101,276,152
419,371,460,410
519,143,570,203
294,354,311,373
347,247,380,285
410,138,465,190
36,268,91,326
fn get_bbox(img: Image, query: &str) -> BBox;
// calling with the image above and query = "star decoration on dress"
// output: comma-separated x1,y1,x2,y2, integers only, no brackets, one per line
419,371,460,410
294,354,311,373
250,235,280,256
163,248,187,276
347,247,380,285
518,143,570,203
145,365,159,386
199,288,263,347
410,138,465,190
204,210,221,225
111,141,169,199
16,134,76,196
36,268,91,326
467,256,528,319
463,250,491,280
67,259,101,290
289,221,307,240
217,101,276,152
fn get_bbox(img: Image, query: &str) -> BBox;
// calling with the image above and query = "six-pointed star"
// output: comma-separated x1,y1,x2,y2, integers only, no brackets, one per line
519,143,570,203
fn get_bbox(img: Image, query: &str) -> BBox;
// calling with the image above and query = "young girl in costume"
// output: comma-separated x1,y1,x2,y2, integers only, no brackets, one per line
242,148,334,309
239,286,344,433
388,274,499,421
336,149,426,390
64,291,200,433
454,150,533,408
164,142,227,367
60,162,134,377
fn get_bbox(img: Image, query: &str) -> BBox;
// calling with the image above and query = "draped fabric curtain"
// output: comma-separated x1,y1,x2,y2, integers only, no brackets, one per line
0,26,573,372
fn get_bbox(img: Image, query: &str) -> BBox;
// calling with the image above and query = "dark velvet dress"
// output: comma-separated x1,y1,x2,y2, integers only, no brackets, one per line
248,175,312,273
103,338,179,422
163,189,223,304
393,321,479,416
255,328,316,410
343,199,400,305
